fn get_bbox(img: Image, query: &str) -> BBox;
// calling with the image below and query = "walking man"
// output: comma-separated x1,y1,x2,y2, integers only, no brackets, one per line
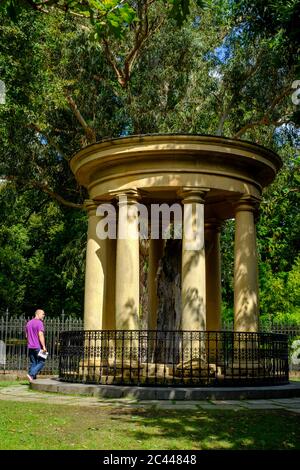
25,309,47,382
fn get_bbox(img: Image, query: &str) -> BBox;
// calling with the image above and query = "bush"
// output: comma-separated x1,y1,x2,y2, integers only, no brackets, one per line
259,256,300,318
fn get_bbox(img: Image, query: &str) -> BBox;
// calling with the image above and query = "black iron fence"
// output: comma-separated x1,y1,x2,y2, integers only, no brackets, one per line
0,313,298,376
59,330,289,387
223,320,300,338
0,315,83,374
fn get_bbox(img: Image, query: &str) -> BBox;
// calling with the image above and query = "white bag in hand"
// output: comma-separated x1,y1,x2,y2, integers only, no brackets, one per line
38,350,48,359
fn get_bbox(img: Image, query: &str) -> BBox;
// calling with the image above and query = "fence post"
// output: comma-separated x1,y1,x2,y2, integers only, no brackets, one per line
4,308,9,373
4,308,8,343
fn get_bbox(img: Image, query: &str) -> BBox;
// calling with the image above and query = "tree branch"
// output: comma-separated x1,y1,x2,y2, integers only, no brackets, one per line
233,87,293,139
216,51,265,136
216,96,236,136
24,0,49,13
102,38,127,87
102,1,164,88
66,95,96,143
31,180,84,209
234,118,292,139
24,0,122,19
3,176,84,210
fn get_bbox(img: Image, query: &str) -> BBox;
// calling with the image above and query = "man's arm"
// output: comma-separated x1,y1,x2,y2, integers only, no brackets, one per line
38,331,47,352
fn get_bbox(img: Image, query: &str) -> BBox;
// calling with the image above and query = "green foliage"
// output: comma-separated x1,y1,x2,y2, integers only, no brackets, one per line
0,183,86,316
259,264,290,317
1,0,202,38
221,304,233,323
255,144,300,322
258,256,300,321
220,219,234,322
1,0,138,38
167,0,205,27
232,0,300,51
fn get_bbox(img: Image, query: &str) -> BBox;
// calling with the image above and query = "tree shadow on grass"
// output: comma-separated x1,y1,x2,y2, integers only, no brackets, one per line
108,408,300,450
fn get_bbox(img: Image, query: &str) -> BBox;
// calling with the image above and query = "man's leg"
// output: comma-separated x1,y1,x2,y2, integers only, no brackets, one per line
30,355,46,378
28,349,38,379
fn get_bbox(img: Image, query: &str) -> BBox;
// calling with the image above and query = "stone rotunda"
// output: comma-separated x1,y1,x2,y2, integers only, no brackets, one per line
59,134,288,387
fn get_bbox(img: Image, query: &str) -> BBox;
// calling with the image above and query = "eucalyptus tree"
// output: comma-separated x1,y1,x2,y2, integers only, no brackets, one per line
0,0,298,318
0,0,298,204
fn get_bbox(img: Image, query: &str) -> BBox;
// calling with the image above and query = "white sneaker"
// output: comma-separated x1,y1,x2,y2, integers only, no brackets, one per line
27,374,33,383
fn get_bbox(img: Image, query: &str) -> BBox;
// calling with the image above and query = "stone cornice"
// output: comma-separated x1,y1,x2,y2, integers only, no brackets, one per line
70,134,282,184
71,135,282,192
74,136,280,221
71,134,282,169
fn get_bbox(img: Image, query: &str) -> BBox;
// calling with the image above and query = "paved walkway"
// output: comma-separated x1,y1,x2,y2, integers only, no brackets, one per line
1,383,300,412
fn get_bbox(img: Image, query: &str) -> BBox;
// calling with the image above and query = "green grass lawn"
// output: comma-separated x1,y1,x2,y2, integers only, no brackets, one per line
0,399,299,450
0,380,28,387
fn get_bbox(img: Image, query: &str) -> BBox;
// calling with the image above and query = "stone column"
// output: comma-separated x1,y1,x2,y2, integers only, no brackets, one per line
205,219,222,331
148,238,165,331
178,188,209,332
82,199,107,380
234,196,260,332
84,199,106,331
102,237,116,330
115,190,140,330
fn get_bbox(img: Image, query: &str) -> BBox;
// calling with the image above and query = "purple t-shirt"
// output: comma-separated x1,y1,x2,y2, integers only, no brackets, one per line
26,318,44,349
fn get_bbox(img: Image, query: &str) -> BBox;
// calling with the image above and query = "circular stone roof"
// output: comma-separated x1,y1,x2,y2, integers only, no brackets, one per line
71,134,282,206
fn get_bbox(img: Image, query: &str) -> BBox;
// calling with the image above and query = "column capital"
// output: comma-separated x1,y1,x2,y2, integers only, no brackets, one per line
234,195,261,214
177,187,210,204
109,188,141,205
204,218,223,233
84,199,99,216
84,198,109,216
